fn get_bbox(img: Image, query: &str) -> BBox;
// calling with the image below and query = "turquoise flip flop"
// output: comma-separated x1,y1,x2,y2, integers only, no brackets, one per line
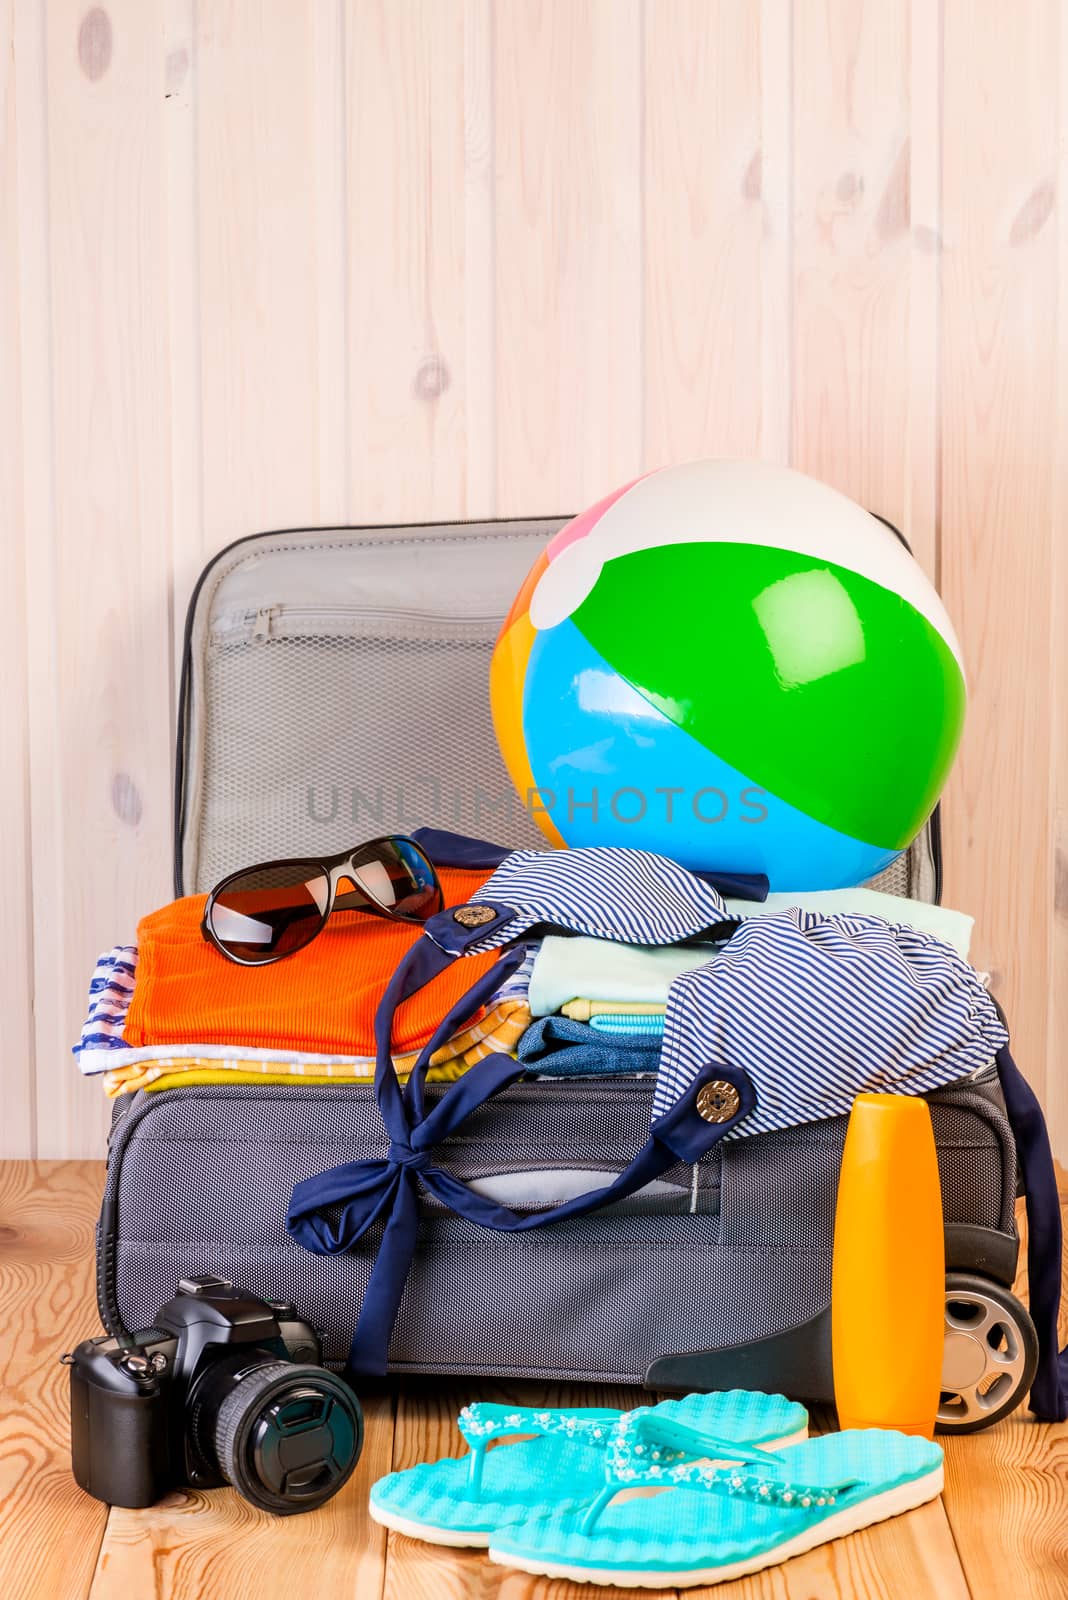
369,1390,808,1548
487,1409,944,1588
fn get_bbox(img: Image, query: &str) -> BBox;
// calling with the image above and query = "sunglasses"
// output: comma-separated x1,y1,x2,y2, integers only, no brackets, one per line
201,835,443,966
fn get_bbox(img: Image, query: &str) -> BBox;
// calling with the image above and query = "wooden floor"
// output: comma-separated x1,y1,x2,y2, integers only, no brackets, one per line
1,1162,1065,1600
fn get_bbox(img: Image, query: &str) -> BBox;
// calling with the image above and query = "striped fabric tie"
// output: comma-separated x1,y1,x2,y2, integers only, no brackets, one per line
654,907,1007,1124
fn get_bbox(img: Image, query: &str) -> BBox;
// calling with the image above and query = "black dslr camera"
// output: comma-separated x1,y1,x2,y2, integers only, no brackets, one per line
65,1276,363,1516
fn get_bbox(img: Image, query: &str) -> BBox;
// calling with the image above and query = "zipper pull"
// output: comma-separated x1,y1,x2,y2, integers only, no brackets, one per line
251,605,278,640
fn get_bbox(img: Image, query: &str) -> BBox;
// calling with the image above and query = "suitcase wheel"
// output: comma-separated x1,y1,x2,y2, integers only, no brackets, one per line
936,1271,1038,1434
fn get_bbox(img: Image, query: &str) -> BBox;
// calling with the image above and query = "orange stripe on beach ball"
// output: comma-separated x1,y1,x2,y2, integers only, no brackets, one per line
496,550,550,643
489,611,565,849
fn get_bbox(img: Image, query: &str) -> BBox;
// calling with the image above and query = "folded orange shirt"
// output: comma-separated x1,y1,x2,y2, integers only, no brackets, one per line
122,866,501,1058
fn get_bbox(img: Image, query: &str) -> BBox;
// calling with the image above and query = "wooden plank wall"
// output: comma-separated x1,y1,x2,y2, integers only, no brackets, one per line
3,0,1066,1160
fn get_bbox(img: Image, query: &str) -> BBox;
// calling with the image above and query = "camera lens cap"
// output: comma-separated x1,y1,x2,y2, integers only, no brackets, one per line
213,1363,363,1516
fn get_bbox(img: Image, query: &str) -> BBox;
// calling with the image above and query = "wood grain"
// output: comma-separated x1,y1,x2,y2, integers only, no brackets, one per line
345,0,470,523
0,1162,107,1600
903,0,941,580
162,0,206,691
688,1498,970,1600
30,0,174,1159
462,0,497,520
0,0,36,1160
493,0,642,515
642,0,764,468
943,1419,1068,1600
758,0,793,467
310,0,349,527
938,0,1060,1126
939,1188,1068,1600
790,0,913,529
1047,3,1068,1194
196,0,321,543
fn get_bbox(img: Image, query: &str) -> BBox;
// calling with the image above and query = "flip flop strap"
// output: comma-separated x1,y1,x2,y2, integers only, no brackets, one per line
608,1456,853,1505
459,1403,623,1496
631,1408,788,1468
581,1458,854,1535
604,1405,744,1476
457,1403,620,1449
590,1409,858,1528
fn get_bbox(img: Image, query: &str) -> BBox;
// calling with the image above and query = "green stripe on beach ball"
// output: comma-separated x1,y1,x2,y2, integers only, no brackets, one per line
570,540,965,850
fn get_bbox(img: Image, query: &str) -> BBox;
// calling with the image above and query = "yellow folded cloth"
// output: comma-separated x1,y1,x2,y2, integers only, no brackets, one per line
560,999,667,1022
104,996,531,1097
141,1069,379,1093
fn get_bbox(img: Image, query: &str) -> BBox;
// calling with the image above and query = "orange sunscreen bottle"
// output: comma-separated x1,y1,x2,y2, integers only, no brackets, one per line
831,1093,944,1437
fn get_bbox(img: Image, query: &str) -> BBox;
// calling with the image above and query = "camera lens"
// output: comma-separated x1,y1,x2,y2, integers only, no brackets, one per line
210,1361,363,1515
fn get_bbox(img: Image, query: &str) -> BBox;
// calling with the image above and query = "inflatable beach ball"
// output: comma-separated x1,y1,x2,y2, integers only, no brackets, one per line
490,460,965,890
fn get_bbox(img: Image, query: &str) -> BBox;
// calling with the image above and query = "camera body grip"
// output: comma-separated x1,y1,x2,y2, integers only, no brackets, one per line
69,1340,171,1508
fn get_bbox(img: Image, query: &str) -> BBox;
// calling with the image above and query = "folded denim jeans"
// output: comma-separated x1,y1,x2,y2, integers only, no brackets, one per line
517,1014,661,1077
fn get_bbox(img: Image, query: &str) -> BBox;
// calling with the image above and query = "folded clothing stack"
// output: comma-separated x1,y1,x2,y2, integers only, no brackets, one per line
74,864,534,1096
74,873,975,1098
519,888,976,1079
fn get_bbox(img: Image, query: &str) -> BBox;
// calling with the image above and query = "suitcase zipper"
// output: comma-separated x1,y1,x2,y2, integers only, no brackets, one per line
216,601,505,642
251,605,278,640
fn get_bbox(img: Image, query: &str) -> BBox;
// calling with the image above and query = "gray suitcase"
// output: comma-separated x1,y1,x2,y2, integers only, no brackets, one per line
95,518,1035,1431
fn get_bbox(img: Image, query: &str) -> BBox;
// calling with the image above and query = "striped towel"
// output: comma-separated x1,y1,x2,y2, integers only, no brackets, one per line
74,947,138,1057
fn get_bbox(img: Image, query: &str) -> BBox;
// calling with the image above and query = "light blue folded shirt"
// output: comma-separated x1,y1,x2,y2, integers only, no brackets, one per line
724,888,973,957
528,889,975,1016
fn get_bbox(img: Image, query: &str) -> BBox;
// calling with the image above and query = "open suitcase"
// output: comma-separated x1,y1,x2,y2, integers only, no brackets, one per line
95,518,1040,1432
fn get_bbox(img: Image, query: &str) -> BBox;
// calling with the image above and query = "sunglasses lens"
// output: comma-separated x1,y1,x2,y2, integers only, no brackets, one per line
208,863,329,963
347,838,442,922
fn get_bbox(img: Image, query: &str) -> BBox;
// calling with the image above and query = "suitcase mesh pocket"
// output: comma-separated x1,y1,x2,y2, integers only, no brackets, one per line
198,627,545,891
